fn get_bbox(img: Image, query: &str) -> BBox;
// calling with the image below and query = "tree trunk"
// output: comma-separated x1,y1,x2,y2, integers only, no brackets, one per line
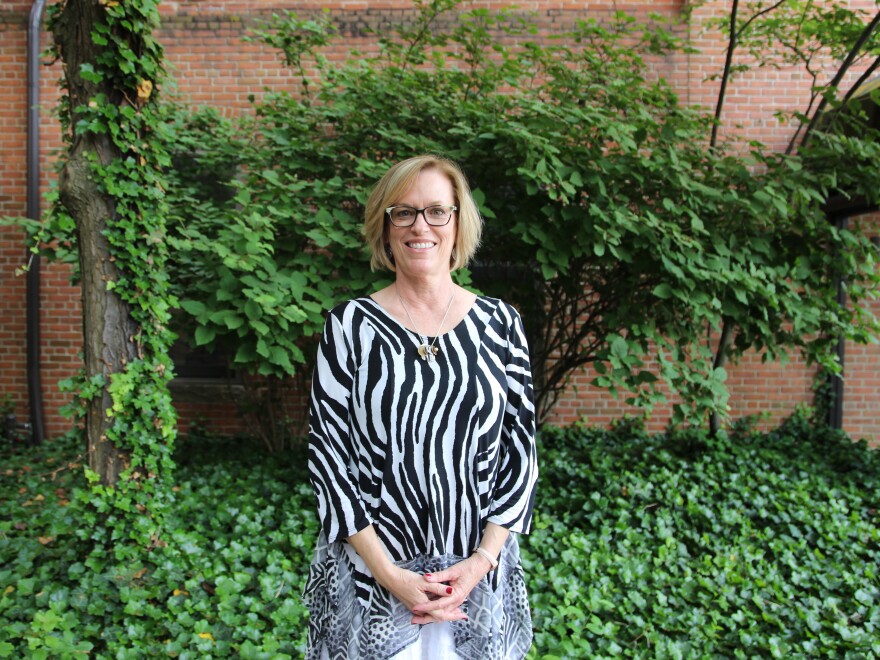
54,0,141,485
709,319,734,436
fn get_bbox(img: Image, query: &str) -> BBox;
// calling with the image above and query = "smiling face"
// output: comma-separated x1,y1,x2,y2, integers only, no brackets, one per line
385,167,458,281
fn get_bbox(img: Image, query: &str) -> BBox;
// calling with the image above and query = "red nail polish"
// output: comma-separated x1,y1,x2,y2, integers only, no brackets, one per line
424,573,432,578
446,587,453,595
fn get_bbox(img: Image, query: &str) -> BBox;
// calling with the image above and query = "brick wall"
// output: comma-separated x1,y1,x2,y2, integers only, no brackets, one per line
840,214,880,443
1,0,877,443
545,351,820,435
0,12,29,421
1,6,76,441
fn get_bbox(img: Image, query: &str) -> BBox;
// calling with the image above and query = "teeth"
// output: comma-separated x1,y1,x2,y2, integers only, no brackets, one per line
408,242,434,249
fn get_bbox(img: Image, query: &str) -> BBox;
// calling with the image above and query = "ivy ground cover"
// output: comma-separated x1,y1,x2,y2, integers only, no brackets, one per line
1,414,878,658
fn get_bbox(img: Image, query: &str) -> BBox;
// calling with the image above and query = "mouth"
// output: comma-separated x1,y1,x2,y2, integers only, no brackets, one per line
405,241,436,250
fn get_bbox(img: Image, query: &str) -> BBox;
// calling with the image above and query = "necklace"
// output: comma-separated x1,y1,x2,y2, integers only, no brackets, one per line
396,287,456,362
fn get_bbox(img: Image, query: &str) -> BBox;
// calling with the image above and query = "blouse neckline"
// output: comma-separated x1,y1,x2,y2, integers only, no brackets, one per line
361,294,485,341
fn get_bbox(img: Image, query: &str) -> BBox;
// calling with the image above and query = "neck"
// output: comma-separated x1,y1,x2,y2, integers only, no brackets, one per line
394,275,456,312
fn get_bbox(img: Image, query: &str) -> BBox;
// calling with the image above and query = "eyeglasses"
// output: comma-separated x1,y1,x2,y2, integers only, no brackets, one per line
385,205,457,227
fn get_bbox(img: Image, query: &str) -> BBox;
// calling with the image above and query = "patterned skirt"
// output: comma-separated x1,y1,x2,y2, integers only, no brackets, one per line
303,534,533,660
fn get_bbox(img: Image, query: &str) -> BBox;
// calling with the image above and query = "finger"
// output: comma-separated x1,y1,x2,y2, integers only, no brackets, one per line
433,608,467,622
411,592,459,613
411,613,438,625
412,608,466,624
423,568,456,583
425,583,454,599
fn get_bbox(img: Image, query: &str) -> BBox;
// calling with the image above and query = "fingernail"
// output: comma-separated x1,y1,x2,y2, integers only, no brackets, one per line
446,587,453,595
424,574,432,579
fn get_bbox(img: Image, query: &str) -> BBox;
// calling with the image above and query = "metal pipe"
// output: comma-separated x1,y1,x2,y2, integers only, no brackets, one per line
26,0,48,445
826,214,849,431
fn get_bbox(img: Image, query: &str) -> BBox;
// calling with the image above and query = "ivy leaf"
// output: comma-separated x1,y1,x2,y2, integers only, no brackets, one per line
79,63,103,84
652,283,673,299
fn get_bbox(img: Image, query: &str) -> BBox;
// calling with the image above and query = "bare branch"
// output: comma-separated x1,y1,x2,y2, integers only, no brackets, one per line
739,0,789,36
710,0,740,149
712,0,788,148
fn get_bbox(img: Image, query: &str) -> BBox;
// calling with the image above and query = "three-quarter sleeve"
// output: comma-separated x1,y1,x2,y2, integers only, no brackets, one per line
308,308,373,543
486,305,539,533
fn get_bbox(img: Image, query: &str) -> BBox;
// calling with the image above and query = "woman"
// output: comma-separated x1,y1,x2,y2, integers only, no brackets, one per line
304,154,538,659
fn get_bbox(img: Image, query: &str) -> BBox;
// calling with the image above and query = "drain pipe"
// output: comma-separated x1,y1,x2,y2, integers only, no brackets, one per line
826,216,847,431
26,0,48,445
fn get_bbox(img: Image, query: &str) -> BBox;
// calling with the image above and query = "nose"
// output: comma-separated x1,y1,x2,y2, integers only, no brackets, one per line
409,210,430,231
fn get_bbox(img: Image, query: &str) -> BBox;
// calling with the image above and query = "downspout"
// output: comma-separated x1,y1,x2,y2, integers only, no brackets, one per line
26,0,48,445
826,214,847,431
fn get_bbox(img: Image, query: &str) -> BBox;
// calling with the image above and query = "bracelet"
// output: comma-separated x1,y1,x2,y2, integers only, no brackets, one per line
472,547,499,569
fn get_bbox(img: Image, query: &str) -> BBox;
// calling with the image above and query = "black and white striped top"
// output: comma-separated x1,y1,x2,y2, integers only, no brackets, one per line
308,295,538,560
305,295,538,659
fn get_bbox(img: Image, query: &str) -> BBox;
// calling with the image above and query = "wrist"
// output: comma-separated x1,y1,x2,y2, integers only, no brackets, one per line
371,560,400,589
472,546,499,571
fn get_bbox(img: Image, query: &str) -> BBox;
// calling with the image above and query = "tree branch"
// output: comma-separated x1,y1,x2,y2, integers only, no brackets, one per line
712,0,788,148
709,318,735,436
796,10,880,152
838,54,880,111
710,0,740,149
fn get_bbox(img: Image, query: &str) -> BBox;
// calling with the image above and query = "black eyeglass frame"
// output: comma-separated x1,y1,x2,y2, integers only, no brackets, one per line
385,205,458,227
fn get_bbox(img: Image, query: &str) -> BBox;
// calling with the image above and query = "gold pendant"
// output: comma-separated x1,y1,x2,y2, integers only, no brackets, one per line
418,344,439,362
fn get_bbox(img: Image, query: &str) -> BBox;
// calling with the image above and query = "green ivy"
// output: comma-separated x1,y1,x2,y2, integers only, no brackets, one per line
0,432,316,657
35,0,179,653
2,416,879,656
47,0,177,485
522,415,880,657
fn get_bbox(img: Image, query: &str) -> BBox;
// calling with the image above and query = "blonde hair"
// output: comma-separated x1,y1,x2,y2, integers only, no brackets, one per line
363,155,482,272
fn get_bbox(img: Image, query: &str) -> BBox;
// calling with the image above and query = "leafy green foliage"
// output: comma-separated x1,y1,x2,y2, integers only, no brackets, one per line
2,417,879,656
161,1,880,427
523,414,880,657
0,433,315,658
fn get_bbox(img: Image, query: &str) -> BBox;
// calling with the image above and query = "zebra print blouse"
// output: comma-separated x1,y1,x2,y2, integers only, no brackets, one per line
305,295,539,659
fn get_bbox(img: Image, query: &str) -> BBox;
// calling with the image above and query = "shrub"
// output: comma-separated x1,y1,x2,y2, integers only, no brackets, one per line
159,2,880,428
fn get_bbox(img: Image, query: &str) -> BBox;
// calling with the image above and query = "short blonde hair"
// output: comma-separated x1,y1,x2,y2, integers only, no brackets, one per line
363,155,482,272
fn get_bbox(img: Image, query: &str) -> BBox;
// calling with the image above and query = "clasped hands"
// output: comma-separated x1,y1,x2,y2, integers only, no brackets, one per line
385,554,493,624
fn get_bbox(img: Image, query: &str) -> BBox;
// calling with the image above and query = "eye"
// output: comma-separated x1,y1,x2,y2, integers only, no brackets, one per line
427,206,447,218
394,208,415,219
